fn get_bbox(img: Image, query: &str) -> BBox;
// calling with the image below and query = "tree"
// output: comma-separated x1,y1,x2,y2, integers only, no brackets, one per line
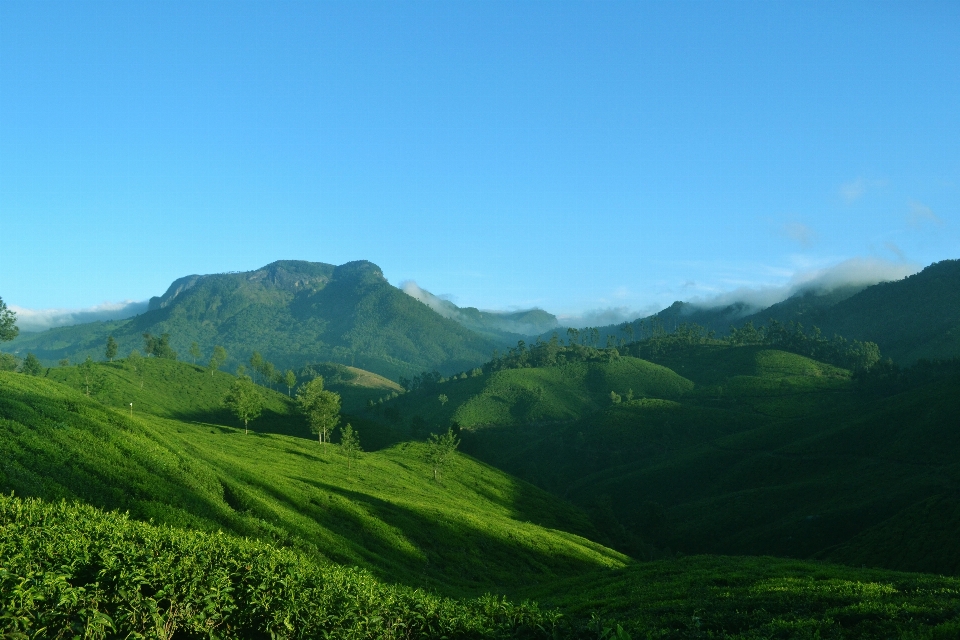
105,336,118,362
126,350,144,389
208,345,227,375
262,361,276,389
189,342,202,365
426,427,460,482
610,390,622,404
154,333,177,360
20,353,43,376
223,376,264,435
0,296,18,343
78,356,107,397
0,353,18,372
250,352,264,383
296,376,341,451
438,393,448,407
58,358,69,367
143,332,176,359
339,423,362,471
283,369,296,396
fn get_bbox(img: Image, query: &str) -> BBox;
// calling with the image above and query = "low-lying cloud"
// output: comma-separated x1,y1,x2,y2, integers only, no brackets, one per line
399,281,460,319
556,307,649,329
691,257,919,312
11,300,149,332
399,280,557,336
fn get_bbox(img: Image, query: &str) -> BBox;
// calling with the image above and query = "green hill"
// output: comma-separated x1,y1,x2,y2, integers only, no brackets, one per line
8,260,506,380
7,341,960,636
0,365,628,596
299,361,404,414
368,354,692,437
382,343,960,576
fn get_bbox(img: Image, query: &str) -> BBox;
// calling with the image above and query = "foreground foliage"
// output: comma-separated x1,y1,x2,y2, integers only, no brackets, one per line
0,495,559,639
5,494,960,639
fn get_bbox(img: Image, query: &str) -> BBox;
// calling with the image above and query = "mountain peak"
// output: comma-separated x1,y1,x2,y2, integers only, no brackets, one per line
332,260,385,282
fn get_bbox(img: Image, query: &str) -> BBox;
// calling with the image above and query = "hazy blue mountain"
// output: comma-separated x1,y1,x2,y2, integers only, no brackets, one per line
398,281,558,340
532,260,960,365
698,261,960,363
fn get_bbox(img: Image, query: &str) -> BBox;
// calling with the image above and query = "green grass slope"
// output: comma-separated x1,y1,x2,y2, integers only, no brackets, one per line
374,356,692,434
0,368,628,596
302,361,404,414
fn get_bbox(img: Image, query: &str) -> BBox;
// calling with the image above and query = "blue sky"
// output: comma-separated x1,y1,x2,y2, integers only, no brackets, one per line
1,1,958,328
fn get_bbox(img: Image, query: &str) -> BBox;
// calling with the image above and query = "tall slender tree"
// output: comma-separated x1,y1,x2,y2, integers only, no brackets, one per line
105,336,118,362
426,428,460,482
339,423,362,471
250,352,264,384
283,370,296,396
208,345,227,375
189,342,202,365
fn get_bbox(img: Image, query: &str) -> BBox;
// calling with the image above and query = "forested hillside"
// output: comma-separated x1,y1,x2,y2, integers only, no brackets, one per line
533,260,960,366
8,260,505,380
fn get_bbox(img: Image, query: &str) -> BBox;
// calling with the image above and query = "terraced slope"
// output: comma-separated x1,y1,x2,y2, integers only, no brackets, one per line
0,367,627,596
372,356,692,435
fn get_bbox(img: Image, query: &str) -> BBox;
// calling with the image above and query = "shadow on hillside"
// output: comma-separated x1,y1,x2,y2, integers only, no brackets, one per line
170,407,311,440
290,476,621,596
170,409,405,451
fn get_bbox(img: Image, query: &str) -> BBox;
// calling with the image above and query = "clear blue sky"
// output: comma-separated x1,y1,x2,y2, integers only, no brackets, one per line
1,1,958,325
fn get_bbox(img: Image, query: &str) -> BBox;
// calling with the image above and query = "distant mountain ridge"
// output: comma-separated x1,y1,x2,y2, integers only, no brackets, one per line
532,260,959,364
9,257,960,375
9,260,507,380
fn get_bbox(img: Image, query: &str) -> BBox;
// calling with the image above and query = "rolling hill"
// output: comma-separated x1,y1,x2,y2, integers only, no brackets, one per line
0,363,628,597
378,343,960,576
5,330,960,635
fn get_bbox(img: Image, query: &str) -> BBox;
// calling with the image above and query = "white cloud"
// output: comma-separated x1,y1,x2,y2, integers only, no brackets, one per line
783,222,817,248
840,177,885,203
556,302,668,329
907,201,943,228
11,300,149,332
398,280,460,319
690,257,919,311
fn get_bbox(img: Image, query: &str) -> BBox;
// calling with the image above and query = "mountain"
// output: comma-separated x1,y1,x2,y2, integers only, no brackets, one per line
705,260,960,364
398,281,558,339
532,259,960,366
8,260,509,380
